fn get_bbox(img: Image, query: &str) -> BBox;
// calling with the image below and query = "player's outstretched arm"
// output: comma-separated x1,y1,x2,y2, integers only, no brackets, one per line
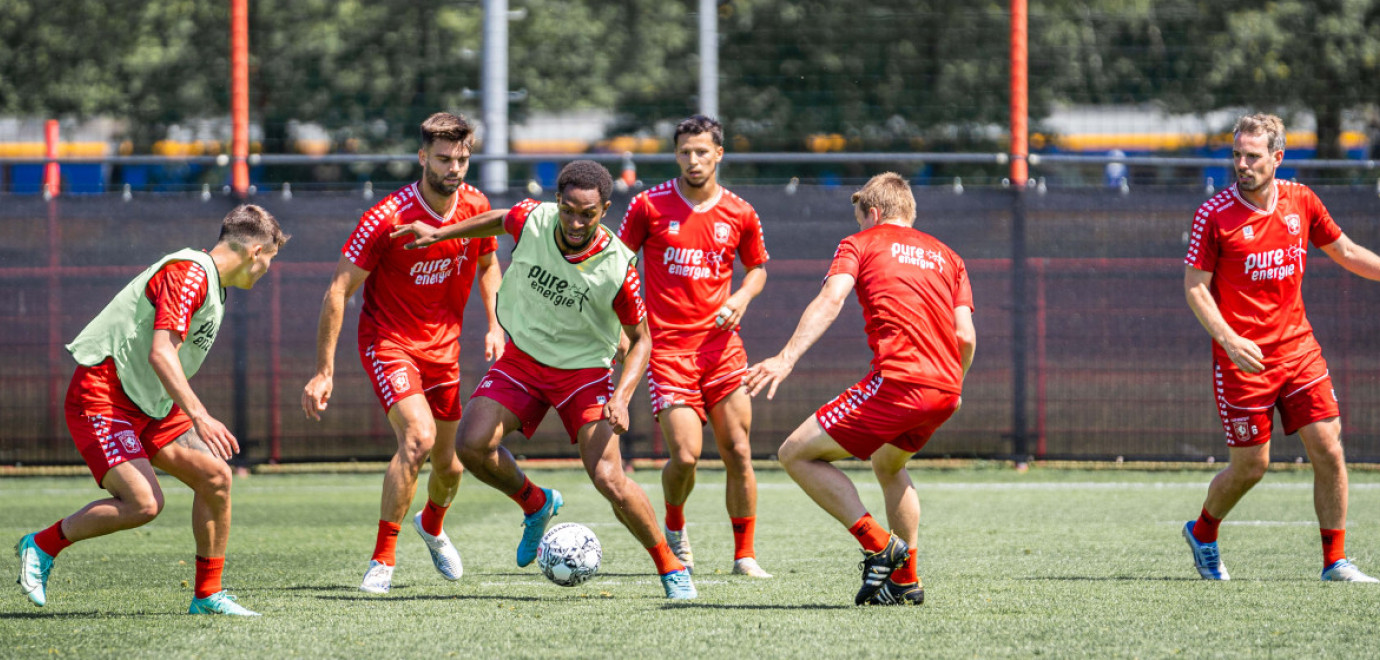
1185,265,1263,374
717,265,767,330
606,319,652,435
745,273,854,399
478,251,505,361
1321,233,1380,282
391,208,508,249
149,329,238,460
302,256,369,420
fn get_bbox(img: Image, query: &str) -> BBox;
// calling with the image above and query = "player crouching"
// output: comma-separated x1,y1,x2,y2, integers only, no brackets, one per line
16,205,289,616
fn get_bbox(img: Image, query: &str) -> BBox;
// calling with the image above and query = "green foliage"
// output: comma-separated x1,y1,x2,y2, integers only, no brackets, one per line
3,468,1380,657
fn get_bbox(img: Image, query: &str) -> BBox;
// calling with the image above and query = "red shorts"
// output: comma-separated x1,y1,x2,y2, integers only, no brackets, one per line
1214,347,1338,447
359,338,461,421
471,343,612,442
647,333,748,423
65,359,193,487
815,372,960,459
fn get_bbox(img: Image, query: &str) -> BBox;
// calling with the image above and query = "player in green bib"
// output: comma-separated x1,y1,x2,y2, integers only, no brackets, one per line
391,161,697,599
15,205,288,616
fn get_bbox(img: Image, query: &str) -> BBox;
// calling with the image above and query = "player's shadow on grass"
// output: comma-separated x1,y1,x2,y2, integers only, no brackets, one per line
661,603,851,611
1014,576,1215,582
313,593,545,603
0,611,182,619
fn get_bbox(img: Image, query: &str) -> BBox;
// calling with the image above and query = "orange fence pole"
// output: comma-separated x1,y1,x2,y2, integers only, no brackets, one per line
43,119,60,197
231,0,250,197
1010,0,1029,186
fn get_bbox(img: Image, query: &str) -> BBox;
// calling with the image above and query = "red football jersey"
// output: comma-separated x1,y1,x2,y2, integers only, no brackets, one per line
1185,181,1342,360
342,182,497,359
144,259,211,341
617,180,769,351
825,223,973,393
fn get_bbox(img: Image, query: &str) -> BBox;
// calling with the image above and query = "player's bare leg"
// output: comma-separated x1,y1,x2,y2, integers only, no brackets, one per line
426,419,463,509
866,444,924,604
778,416,907,604
658,406,703,571
578,419,695,598
62,460,166,541
708,387,769,577
412,417,465,581
152,432,256,614
1296,417,1372,580
1202,443,1271,521
455,396,527,495
361,394,438,593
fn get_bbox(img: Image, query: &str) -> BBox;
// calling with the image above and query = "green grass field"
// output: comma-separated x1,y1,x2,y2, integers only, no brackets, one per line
3,465,1379,658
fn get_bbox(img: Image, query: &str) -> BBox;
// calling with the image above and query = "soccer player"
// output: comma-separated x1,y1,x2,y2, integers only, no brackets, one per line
15,205,288,616
616,115,771,578
745,173,976,606
390,160,698,600
301,112,503,594
1182,113,1380,583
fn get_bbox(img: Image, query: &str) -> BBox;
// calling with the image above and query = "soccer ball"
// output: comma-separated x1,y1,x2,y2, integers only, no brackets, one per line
536,522,602,587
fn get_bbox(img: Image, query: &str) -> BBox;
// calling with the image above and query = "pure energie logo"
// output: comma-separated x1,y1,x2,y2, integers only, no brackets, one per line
526,264,590,311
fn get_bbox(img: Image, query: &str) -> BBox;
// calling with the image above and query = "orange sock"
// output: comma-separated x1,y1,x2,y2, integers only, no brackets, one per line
33,519,73,558
848,514,891,553
372,520,401,566
665,503,686,531
892,548,919,584
1321,528,1346,568
648,541,686,575
731,516,755,560
510,477,548,516
420,500,448,536
194,556,225,599
1192,508,1221,543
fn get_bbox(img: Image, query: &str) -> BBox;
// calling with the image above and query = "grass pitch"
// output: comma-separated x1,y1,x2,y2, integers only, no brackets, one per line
3,466,1380,658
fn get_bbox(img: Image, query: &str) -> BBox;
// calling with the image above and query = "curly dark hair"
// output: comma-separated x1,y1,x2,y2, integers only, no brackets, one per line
674,114,723,147
556,160,613,203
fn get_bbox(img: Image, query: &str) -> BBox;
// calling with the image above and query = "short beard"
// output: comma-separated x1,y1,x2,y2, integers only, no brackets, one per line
424,167,459,196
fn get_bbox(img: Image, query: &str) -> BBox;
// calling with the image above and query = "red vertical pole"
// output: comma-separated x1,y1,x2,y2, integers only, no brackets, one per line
46,196,62,439
43,119,60,197
1010,0,1029,186
269,267,282,463
231,0,250,197
1034,259,1047,457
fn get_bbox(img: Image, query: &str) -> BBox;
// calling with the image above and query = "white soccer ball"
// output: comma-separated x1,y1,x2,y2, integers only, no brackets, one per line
536,522,602,587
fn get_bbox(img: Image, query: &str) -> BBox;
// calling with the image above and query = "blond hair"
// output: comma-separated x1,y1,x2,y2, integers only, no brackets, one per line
850,172,915,225
1234,113,1286,153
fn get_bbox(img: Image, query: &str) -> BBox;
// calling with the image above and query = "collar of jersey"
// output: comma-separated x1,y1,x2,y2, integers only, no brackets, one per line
552,223,611,264
1230,180,1277,215
411,181,459,225
674,179,723,214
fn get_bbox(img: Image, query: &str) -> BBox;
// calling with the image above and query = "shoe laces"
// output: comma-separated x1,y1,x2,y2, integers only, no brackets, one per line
1199,544,1221,567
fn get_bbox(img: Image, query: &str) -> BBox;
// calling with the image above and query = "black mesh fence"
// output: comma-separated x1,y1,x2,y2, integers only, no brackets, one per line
3,184,1380,465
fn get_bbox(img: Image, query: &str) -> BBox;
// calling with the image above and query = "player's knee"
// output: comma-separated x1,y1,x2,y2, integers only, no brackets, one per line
669,449,699,470
399,432,435,466
433,455,464,482
130,491,164,524
198,461,233,502
590,463,629,501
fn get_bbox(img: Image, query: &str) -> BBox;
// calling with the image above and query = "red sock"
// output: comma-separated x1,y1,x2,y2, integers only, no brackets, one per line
892,548,919,585
731,516,755,560
665,503,686,532
510,477,548,516
648,541,686,575
420,500,448,536
1321,528,1346,568
372,520,401,566
33,519,73,558
1192,508,1221,543
848,514,891,553
194,556,225,599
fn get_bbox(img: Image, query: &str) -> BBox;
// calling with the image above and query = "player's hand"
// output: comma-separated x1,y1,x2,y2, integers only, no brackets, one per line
604,397,631,435
485,327,505,362
715,295,751,331
1221,334,1265,374
745,355,794,400
302,373,333,421
388,222,440,250
191,412,239,460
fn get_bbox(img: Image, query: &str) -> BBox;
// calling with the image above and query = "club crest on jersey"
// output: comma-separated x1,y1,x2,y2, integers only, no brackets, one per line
1242,226,1255,240
1284,214,1301,235
714,222,732,244
115,430,140,454
668,221,681,234
389,369,410,394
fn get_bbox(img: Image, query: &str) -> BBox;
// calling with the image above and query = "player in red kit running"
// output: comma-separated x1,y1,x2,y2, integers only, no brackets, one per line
15,205,288,616
391,161,697,599
1182,114,1380,583
617,115,771,578
301,113,504,594
746,173,976,606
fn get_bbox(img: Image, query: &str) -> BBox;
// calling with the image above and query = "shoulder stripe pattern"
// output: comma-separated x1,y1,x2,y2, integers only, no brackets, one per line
175,263,209,336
